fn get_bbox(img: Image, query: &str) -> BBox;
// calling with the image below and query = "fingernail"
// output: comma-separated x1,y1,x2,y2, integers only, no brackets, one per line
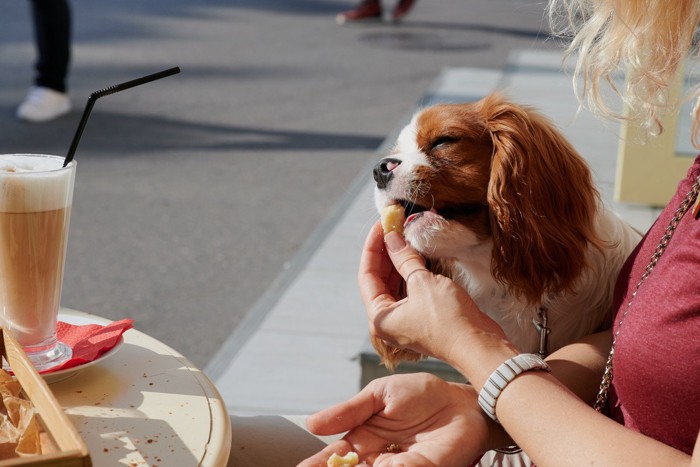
384,231,406,252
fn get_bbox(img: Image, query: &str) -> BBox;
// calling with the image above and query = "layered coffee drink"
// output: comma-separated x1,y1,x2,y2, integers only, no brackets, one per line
0,155,75,370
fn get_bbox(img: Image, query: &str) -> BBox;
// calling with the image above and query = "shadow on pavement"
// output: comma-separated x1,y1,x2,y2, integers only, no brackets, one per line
1,111,384,156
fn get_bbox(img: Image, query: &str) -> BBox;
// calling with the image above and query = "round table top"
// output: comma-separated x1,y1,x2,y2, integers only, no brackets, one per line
50,308,231,466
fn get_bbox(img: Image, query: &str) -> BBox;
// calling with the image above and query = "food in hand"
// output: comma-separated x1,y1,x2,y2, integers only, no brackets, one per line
377,204,426,371
327,451,359,467
380,204,405,236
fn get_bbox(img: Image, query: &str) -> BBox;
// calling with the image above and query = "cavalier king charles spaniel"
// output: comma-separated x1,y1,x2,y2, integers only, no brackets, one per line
372,93,641,369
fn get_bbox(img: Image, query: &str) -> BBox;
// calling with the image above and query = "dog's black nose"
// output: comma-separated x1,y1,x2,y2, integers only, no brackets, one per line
373,158,401,189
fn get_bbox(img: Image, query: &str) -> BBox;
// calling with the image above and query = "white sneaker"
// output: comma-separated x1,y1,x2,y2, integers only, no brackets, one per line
16,86,71,123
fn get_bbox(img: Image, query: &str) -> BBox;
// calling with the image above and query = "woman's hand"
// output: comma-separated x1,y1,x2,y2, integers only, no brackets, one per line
298,373,491,467
358,222,517,387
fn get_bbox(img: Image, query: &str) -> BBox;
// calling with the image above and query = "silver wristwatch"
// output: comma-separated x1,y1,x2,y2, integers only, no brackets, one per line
478,353,550,423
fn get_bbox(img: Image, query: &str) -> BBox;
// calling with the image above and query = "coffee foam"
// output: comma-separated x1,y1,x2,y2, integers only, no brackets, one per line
0,155,75,213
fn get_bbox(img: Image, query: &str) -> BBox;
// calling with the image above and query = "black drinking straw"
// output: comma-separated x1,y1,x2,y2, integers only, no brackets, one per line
63,66,181,167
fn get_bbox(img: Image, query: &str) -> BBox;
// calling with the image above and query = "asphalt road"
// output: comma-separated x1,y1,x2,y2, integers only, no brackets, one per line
0,0,556,367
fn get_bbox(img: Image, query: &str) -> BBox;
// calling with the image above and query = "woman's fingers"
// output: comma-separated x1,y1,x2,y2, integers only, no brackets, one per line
383,232,429,283
296,439,355,467
306,378,389,436
358,222,396,307
358,225,432,347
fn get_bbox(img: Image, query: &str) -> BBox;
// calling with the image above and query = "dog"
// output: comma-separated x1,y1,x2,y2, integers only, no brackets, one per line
372,93,641,369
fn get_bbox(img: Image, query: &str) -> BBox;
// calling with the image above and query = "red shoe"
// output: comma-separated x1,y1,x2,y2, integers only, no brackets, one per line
336,0,382,24
392,0,416,21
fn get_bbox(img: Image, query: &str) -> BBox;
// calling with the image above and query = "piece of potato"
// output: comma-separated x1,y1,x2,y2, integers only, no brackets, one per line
327,451,359,467
380,204,405,236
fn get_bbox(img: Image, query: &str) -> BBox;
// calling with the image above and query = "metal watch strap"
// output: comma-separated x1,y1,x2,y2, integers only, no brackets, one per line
478,353,551,423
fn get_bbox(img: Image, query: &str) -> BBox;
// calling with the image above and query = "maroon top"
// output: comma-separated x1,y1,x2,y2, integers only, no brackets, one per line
609,155,700,454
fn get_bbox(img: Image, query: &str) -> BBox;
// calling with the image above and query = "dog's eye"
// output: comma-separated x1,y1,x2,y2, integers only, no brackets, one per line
430,136,459,152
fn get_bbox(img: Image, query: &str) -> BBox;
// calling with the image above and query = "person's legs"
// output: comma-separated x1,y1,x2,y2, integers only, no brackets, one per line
18,0,72,122
31,0,71,93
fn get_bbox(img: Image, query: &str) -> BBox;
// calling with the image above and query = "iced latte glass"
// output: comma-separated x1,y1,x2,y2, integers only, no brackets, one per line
0,154,75,371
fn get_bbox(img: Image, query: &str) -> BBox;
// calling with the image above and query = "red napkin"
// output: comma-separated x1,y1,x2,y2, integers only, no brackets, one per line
46,319,134,373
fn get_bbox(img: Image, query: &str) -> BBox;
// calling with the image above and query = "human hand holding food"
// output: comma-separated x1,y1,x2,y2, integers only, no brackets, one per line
359,221,517,387
298,373,491,467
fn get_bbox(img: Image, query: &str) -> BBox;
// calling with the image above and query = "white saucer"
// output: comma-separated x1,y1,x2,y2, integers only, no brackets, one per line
41,313,125,384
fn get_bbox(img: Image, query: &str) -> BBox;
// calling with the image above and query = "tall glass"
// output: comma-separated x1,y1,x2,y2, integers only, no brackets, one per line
0,154,75,371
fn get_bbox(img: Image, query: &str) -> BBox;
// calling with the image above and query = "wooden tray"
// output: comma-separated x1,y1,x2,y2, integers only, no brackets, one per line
0,329,91,466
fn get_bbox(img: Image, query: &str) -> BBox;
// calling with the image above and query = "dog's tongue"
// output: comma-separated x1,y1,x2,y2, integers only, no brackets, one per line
405,208,437,226
405,213,421,225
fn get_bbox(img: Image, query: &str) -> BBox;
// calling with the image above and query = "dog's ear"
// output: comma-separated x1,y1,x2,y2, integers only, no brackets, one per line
481,95,602,303
370,336,424,371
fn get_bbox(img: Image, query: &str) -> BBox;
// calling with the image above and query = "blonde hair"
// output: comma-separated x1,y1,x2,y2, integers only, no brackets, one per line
547,0,700,145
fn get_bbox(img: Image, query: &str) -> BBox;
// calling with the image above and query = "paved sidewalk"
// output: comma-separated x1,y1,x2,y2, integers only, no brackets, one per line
207,49,662,417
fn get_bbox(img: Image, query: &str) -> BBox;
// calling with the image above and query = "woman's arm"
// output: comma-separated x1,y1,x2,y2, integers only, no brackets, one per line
545,330,611,406
368,226,693,465
441,327,690,467
438,299,692,466
494,371,691,466
481,330,612,451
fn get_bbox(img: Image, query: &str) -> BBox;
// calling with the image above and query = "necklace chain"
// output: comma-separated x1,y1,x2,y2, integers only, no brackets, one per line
593,174,700,412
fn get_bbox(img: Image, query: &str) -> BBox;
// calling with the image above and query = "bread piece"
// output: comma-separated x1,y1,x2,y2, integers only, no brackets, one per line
380,204,405,236
327,451,359,467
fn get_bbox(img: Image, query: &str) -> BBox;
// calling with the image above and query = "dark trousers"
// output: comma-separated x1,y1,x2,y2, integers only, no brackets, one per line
30,0,71,93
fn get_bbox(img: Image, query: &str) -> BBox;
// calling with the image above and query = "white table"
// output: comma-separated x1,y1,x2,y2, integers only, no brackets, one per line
51,308,231,466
